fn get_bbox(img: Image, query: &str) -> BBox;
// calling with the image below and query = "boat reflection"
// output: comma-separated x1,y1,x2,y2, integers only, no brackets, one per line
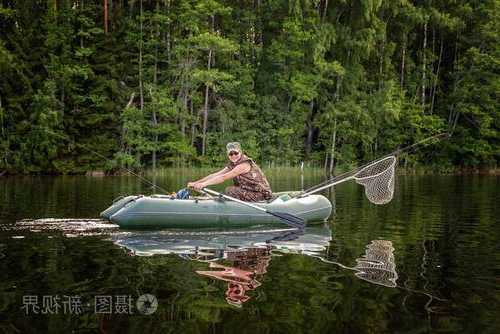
12,218,399,305
112,225,399,306
111,225,332,258
112,225,332,306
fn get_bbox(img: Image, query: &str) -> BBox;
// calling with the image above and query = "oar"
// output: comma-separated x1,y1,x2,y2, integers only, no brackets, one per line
200,187,305,229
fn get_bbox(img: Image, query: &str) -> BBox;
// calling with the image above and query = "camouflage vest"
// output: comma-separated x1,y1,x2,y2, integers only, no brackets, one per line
226,154,272,197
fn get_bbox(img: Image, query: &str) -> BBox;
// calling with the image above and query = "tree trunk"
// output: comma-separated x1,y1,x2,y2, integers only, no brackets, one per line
421,20,427,113
136,0,144,166
430,38,443,114
190,98,195,146
334,75,342,101
251,0,257,65
322,0,329,23
256,0,263,49
60,83,65,117
0,95,4,137
400,37,406,89
329,117,337,176
80,0,84,48
151,1,162,172
165,0,171,64
0,93,6,167
201,48,212,156
379,33,385,89
287,94,293,113
125,93,135,109
154,0,160,84
139,0,144,114
122,93,135,153
201,14,215,156
305,100,314,159
181,93,187,138
109,0,113,31
104,0,108,34
431,24,435,56
151,89,158,173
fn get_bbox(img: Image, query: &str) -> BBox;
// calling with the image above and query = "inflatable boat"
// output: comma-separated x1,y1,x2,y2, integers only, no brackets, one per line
100,193,333,228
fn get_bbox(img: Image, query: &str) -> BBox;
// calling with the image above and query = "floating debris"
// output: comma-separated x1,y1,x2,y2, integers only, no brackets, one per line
10,218,119,236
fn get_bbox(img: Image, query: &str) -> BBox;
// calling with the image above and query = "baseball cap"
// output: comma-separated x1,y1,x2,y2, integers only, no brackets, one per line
226,142,242,153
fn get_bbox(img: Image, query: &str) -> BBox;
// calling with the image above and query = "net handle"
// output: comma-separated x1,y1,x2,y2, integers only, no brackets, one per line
297,132,449,197
299,156,396,197
297,172,356,197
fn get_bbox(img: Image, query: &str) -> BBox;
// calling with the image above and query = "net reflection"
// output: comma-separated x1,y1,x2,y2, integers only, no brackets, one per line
313,239,398,288
354,240,398,288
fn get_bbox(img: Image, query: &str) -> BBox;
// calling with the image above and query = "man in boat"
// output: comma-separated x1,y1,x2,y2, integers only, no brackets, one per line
187,142,273,202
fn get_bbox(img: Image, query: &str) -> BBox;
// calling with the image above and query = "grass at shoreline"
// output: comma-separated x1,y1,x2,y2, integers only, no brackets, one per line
1,165,498,177
141,165,500,176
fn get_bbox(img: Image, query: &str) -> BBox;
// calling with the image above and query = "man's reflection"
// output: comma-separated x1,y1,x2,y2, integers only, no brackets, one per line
196,246,272,307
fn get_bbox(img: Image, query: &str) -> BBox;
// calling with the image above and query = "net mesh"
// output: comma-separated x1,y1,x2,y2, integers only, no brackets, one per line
354,240,398,287
353,156,397,205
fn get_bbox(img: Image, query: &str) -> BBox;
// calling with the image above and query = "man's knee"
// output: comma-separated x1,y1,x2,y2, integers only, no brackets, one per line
225,186,241,197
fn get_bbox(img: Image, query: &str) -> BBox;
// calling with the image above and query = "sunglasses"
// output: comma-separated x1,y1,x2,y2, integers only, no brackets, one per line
228,151,240,157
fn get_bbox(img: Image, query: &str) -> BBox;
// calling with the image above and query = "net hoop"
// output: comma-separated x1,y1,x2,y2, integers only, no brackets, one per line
353,156,397,205
354,156,397,181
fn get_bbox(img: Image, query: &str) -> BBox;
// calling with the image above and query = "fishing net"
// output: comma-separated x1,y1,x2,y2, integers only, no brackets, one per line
354,240,398,287
353,156,397,205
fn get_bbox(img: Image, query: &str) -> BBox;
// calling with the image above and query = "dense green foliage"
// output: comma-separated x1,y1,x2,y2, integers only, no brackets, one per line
0,0,498,173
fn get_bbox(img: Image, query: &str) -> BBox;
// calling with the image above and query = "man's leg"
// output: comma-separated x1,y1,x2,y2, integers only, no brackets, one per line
225,186,266,202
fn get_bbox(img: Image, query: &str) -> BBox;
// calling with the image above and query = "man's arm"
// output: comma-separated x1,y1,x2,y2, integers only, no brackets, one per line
196,163,251,189
194,167,229,183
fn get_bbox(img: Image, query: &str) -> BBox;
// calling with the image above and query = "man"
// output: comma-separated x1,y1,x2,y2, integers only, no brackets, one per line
187,142,272,202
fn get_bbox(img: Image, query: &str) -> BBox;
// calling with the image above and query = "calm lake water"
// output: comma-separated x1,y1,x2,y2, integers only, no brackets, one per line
0,171,499,333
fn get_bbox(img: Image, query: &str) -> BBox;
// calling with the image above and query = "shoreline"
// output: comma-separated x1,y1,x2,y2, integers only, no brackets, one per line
1,166,499,177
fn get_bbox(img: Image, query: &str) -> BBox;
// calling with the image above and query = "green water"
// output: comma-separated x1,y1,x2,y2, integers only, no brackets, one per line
0,172,499,333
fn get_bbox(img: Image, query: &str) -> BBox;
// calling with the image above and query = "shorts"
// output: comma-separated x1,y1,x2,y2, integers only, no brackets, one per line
225,186,271,202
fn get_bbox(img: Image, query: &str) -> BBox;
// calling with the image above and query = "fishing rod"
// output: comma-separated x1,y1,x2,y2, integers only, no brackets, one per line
300,132,450,196
38,126,169,194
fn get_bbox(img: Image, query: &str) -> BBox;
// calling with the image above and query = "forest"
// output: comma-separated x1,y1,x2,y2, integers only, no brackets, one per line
0,0,498,174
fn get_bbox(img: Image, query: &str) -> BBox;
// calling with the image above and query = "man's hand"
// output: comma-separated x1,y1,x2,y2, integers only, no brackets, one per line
193,182,206,191
188,181,205,192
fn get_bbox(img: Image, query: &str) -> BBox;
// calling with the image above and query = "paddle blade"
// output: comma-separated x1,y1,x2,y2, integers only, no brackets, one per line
268,211,305,229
